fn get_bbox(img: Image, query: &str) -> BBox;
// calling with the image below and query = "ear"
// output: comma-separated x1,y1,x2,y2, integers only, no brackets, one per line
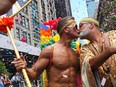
90,23,94,29
64,28,69,33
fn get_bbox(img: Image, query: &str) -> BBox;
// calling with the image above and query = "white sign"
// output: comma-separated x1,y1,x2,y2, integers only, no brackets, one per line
0,34,41,56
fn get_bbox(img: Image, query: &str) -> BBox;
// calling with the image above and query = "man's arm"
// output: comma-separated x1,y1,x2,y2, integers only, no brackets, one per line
80,45,116,69
0,0,16,15
13,46,53,80
89,45,116,69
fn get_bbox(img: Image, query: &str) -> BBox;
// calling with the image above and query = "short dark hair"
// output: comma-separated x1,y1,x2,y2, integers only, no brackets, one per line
56,16,74,36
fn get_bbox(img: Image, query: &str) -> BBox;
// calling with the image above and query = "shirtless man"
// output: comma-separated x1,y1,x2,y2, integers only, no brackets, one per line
0,0,16,15
13,16,80,87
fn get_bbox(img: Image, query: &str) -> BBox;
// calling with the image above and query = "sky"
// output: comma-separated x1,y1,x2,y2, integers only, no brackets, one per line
70,0,99,26
70,0,88,26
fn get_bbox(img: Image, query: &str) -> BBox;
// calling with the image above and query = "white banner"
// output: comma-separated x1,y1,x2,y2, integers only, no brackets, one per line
0,34,41,56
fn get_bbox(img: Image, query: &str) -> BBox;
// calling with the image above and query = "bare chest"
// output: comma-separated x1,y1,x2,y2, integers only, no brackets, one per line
52,48,79,69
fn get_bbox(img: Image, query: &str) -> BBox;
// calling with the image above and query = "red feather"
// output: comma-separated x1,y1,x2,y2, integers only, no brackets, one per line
0,16,14,33
43,17,62,30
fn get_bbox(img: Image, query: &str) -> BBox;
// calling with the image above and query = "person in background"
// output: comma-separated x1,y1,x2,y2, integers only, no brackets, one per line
13,16,81,87
2,74,11,87
0,0,16,15
11,72,23,87
78,17,116,87
0,73,4,87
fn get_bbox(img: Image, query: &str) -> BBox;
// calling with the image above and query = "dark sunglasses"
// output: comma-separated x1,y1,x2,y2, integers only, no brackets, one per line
79,22,89,28
67,24,78,30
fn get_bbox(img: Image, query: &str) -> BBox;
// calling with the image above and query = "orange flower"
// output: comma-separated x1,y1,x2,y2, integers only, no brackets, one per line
0,16,14,33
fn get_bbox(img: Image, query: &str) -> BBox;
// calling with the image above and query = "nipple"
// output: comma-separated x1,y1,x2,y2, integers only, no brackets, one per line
63,74,68,78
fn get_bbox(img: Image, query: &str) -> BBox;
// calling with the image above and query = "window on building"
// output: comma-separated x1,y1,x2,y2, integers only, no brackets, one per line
25,18,29,29
32,0,37,7
23,6,28,14
16,28,20,40
27,34,31,45
20,31,27,43
22,31,27,37
22,16,25,27
34,43,38,47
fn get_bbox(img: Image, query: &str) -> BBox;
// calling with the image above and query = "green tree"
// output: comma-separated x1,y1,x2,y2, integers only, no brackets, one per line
97,0,116,31
0,61,10,76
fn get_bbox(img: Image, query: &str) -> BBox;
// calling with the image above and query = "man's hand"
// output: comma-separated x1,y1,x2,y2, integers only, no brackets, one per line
13,56,27,72
0,0,16,15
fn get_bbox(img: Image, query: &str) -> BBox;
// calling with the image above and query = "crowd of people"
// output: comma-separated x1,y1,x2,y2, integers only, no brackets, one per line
0,72,23,87
0,72,40,87
0,1,116,87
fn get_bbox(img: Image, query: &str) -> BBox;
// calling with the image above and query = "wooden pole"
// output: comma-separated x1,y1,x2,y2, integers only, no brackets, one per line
6,26,32,87
11,0,32,17
4,1,33,87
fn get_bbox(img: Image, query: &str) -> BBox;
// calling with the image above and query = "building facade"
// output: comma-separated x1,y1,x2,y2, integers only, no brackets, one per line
54,0,72,18
86,0,99,18
70,0,88,25
38,0,56,22
70,0,99,25
13,0,57,48
1,0,71,49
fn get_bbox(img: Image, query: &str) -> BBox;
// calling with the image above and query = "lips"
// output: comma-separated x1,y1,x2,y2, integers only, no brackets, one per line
77,31,81,35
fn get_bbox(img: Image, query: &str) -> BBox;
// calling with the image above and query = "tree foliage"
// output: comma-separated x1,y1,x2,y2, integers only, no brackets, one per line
0,61,10,76
97,0,116,32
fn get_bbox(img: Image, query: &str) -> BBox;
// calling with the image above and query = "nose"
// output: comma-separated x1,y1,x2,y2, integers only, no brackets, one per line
76,28,80,32
76,29,82,35
76,29,80,35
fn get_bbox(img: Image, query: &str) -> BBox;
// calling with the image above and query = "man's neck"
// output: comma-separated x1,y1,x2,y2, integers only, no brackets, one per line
58,38,72,47
90,32,103,44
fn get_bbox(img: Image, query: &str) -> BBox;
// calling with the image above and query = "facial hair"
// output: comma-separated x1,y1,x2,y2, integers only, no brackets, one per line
79,28,90,39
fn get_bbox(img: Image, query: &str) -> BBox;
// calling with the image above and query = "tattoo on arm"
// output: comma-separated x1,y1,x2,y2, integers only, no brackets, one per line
34,66,39,72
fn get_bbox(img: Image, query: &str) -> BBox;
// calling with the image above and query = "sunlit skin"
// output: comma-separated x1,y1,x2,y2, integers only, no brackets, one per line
78,22,91,39
78,18,116,87
79,21,116,69
13,17,80,87
0,0,16,15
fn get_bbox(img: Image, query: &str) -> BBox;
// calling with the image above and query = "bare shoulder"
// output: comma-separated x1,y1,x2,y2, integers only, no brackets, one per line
39,45,54,59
